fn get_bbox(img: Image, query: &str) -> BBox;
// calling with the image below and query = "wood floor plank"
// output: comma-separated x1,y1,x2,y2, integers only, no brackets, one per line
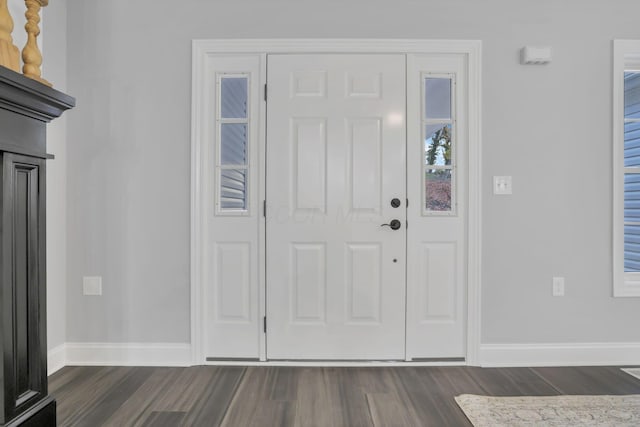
247,400,296,427
147,365,217,412
416,366,486,396
294,368,345,426
266,367,299,401
333,368,376,426
220,367,274,426
534,366,640,395
353,367,392,394
220,367,302,426
466,367,561,396
103,367,183,427
55,366,135,426
69,367,154,427
140,411,186,427
182,366,246,426
49,366,93,394
386,367,481,426
50,366,104,401
366,392,415,427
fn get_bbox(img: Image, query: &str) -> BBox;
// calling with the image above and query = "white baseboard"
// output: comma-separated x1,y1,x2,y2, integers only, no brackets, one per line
48,342,191,371
480,342,640,367
49,341,640,371
48,344,67,375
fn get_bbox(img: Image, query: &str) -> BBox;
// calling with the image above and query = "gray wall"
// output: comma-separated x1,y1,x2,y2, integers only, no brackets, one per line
43,0,69,351
65,0,640,345
8,0,26,51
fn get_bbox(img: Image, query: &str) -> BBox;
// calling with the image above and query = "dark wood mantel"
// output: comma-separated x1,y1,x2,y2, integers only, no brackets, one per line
0,65,74,426
0,66,75,157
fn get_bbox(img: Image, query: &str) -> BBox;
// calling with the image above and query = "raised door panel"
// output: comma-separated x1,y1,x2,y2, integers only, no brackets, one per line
419,243,457,322
291,119,327,214
348,119,382,214
345,243,381,324
214,243,251,323
290,243,326,323
1,153,47,423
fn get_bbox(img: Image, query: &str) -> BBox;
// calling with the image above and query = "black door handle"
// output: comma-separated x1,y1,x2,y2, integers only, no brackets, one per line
381,219,402,230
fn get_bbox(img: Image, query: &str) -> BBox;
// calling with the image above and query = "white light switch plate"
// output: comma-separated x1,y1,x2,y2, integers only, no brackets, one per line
493,176,513,195
83,276,102,296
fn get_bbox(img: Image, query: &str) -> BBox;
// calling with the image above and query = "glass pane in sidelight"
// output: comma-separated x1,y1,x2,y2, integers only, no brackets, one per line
221,124,247,165
625,174,640,221
220,169,247,210
624,72,640,120
624,120,640,167
425,124,453,166
624,224,640,272
425,78,452,120
221,77,248,119
425,169,452,212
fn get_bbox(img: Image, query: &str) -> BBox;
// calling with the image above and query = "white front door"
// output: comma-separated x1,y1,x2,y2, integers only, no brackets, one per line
266,54,407,360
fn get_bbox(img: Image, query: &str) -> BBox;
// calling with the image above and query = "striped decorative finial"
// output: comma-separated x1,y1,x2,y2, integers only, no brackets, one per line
22,0,51,86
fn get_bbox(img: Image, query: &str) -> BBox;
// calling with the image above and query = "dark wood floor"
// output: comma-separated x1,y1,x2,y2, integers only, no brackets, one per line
49,365,640,426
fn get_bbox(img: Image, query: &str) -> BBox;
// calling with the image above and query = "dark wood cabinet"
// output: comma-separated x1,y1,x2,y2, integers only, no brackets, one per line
0,67,74,426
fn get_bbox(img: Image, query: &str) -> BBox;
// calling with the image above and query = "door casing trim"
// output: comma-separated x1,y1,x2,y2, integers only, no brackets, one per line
191,39,482,365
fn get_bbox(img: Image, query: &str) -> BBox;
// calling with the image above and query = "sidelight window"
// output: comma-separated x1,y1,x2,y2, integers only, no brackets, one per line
217,75,250,212
623,72,640,273
614,40,640,296
423,76,456,214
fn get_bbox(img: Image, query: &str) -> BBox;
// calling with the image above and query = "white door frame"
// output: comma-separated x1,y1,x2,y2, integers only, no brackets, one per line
191,39,482,366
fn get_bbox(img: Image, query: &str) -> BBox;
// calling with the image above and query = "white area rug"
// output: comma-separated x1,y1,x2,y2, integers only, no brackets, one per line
622,368,640,381
455,394,640,426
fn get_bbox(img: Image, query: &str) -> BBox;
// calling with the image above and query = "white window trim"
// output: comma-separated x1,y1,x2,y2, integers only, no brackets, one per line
191,39,482,365
613,40,640,297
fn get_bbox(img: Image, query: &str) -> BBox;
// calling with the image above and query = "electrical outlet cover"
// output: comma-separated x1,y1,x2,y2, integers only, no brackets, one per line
83,276,102,296
493,176,513,195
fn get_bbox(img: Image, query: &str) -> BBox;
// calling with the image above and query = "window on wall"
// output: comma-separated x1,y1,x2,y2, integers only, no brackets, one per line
423,75,456,214
217,75,250,213
623,73,640,271
613,40,640,296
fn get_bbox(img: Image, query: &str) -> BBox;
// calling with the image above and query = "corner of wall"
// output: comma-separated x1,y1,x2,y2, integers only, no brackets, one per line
48,344,67,375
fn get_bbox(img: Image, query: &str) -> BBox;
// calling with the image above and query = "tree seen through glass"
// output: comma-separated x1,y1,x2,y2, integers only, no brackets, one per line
425,124,452,211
